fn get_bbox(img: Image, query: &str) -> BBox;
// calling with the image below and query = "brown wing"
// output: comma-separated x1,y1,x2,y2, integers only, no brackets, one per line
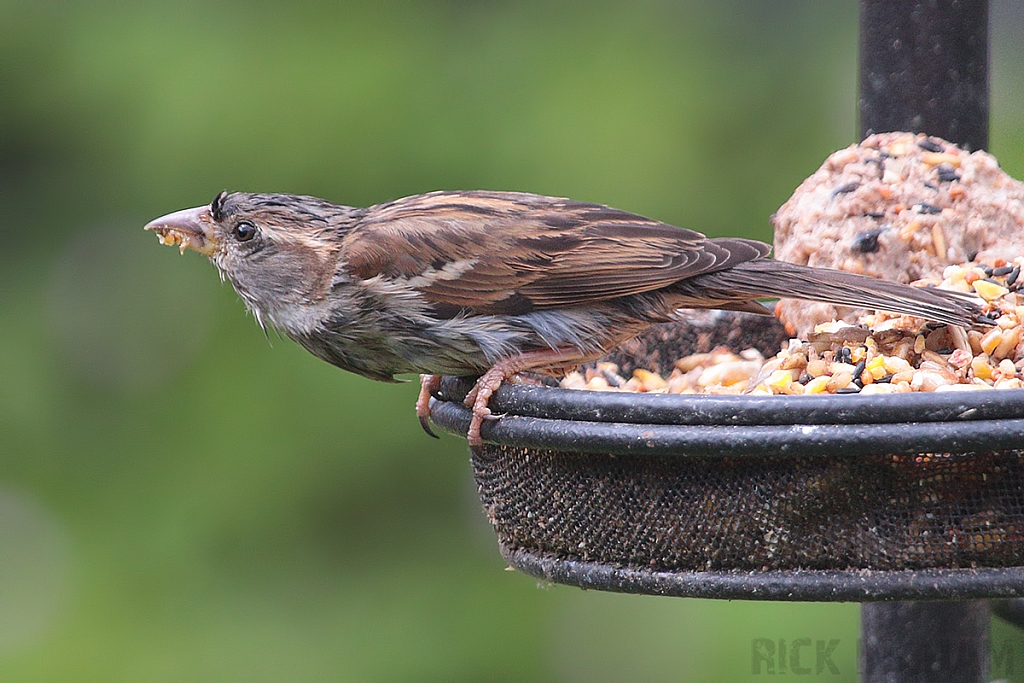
340,190,769,314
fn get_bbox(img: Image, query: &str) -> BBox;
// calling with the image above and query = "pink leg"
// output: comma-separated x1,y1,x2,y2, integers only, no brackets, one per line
416,374,442,438
464,347,590,447
463,365,510,447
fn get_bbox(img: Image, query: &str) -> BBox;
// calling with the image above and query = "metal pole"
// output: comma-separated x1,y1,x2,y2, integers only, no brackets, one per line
861,602,990,683
859,0,989,150
858,1,990,681
856,1,991,683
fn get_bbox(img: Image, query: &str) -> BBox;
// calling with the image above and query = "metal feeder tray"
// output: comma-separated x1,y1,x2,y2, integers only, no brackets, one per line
429,311,1024,602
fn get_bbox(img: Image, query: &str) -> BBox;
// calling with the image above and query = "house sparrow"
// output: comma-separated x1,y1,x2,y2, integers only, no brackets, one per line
145,190,982,446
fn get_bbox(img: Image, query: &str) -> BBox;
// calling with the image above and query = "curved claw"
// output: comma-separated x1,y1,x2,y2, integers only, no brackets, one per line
419,413,440,439
416,374,442,439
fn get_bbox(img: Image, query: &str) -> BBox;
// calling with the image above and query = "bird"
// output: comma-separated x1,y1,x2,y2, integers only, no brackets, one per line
145,190,983,446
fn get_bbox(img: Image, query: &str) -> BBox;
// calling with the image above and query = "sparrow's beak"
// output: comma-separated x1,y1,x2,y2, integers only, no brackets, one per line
144,205,219,256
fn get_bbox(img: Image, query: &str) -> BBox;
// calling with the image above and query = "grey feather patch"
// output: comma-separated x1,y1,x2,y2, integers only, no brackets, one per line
514,308,614,356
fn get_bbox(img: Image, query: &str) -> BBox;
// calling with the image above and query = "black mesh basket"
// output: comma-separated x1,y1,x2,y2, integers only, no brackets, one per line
430,311,1024,601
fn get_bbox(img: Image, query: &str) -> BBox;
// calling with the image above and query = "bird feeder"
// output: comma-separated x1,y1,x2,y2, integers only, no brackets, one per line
430,0,1022,680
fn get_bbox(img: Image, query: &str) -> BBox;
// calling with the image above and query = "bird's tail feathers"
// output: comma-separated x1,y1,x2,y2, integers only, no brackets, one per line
678,259,983,327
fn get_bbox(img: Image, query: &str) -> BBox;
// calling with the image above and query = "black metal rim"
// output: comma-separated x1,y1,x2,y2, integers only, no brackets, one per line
438,376,1024,427
504,545,1024,602
430,396,1024,457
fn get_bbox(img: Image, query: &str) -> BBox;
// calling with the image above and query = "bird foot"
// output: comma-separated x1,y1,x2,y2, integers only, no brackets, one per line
416,374,442,438
463,347,589,447
465,365,512,447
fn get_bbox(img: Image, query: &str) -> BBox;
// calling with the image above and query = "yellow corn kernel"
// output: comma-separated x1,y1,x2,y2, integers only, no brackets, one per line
994,327,1021,360
973,279,1008,301
632,369,666,391
970,355,992,381
943,265,967,282
804,376,831,394
979,327,1003,355
765,369,793,392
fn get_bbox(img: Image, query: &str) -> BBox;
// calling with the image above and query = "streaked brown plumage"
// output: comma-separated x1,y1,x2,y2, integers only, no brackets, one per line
145,190,983,445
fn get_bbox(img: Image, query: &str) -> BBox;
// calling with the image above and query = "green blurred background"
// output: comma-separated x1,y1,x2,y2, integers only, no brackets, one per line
1,1,1023,681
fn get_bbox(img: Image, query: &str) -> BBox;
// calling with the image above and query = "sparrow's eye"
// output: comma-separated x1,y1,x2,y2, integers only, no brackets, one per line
233,221,258,242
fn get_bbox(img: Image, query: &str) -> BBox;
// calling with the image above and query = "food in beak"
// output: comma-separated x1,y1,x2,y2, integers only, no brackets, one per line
144,206,215,256
152,226,201,255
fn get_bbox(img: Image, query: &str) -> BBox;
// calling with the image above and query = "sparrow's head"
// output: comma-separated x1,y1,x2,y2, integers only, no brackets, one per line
145,191,354,330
